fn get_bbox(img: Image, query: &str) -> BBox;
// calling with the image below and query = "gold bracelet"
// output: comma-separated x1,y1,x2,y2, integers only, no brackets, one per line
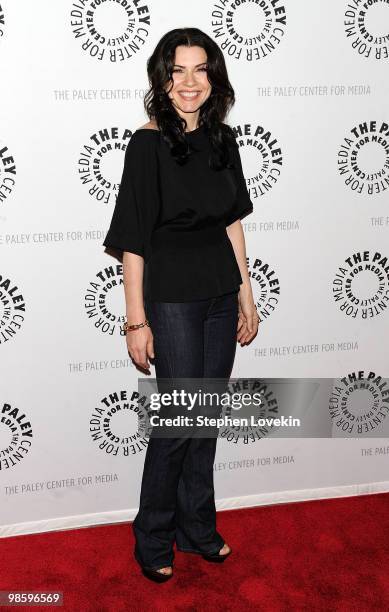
122,319,150,333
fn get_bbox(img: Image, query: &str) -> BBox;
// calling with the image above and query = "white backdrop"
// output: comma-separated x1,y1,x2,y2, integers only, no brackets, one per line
1,0,389,537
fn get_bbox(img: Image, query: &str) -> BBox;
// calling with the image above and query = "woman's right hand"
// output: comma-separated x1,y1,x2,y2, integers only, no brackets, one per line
126,324,155,371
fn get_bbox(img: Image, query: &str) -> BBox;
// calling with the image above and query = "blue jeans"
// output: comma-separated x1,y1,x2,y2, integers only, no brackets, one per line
132,289,239,569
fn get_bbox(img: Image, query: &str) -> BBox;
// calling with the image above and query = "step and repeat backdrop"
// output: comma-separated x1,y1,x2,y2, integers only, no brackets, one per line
1,0,389,536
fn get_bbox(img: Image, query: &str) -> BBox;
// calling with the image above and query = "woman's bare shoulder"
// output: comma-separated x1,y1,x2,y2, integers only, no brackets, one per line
136,120,159,132
129,121,161,150
127,121,161,157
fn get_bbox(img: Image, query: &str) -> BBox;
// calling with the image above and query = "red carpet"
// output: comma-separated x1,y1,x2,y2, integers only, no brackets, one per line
1,492,389,611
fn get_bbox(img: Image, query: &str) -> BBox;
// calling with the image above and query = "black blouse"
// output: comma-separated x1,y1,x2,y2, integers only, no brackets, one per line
102,123,254,302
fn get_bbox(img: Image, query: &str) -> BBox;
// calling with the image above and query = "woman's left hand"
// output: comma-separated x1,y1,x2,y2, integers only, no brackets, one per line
237,289,259,345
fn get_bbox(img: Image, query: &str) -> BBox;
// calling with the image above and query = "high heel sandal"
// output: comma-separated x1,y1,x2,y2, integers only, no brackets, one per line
134,550,173,583
140,565,174,583
202,544,232,563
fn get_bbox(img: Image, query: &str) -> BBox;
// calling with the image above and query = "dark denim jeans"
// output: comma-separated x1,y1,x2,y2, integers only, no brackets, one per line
132,289,239,569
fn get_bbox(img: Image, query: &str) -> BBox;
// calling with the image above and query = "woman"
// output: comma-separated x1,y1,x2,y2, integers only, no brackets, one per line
103,27,259,582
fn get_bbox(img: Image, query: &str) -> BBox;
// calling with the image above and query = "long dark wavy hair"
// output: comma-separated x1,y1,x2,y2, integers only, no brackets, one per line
143,27,236,169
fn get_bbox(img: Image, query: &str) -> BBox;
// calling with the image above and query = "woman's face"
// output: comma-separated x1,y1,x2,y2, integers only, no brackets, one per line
166,45,212,121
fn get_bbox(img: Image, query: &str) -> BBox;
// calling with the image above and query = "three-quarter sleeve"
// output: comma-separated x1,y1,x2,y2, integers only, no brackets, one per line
225,131,254,227
102,131,160,263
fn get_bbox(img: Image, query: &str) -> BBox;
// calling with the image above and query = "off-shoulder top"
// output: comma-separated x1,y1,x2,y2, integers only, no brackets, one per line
102,123,254,302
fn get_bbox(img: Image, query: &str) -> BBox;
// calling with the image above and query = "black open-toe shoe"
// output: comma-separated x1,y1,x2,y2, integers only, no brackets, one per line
140,566,174,583
202,545,232,563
